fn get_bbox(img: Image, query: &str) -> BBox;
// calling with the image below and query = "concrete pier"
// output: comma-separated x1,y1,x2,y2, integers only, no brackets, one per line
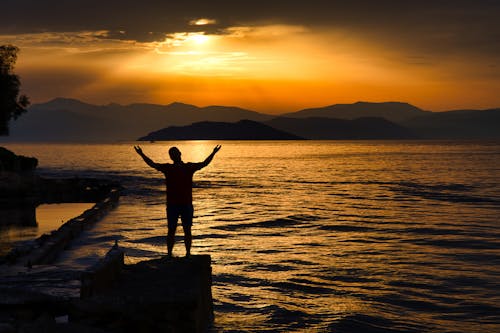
75,255,214,333
0,255,214,333
80,242,125,299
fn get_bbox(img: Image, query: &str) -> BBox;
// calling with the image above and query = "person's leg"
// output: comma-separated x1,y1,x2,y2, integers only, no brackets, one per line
167,227,176,258
167,206,179,257
180,205,194,257
182,225,192,257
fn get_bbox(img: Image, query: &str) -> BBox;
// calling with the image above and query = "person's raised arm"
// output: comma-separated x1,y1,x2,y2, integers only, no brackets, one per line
199,145,221,169
134,146,161,170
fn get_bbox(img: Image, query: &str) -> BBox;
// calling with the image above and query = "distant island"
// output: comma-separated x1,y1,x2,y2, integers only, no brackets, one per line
2,98,499,141
139,120,303,141
139,117,417,141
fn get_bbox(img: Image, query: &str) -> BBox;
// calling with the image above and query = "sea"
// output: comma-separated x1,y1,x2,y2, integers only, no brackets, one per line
1,141,499,332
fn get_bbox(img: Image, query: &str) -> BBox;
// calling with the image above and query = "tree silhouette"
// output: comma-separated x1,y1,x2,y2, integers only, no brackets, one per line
0,45,30,135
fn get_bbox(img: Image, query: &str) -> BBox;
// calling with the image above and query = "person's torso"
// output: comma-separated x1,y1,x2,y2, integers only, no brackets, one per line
162,163,198,204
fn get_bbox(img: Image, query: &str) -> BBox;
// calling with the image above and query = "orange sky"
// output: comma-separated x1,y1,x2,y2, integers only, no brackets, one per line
4,17,500,113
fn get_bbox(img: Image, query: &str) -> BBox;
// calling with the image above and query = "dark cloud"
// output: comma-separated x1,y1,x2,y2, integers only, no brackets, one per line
1,0,499,58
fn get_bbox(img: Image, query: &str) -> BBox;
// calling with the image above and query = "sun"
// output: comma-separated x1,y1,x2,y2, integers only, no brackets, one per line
188,33,210,45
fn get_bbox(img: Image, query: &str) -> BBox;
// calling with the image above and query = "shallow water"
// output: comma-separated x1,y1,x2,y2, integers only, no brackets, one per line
2,141,500,332
0,203,94,256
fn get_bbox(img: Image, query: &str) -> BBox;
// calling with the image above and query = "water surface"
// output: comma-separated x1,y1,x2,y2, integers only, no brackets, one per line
0,203,93,256
2,141,499,332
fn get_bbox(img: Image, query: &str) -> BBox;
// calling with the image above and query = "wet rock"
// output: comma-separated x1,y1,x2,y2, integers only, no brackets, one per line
37,177,121,204
0,204,36,226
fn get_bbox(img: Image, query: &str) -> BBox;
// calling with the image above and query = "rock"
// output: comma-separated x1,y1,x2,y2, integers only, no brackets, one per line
52,322,109,333
19,312,56,333
0,323,15,333
0,147,37,173
80,243,124,298
0,254,214,332
72,255,214,333
0,171,38,207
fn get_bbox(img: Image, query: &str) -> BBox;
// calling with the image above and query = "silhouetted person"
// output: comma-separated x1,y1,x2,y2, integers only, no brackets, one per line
134,145,221,257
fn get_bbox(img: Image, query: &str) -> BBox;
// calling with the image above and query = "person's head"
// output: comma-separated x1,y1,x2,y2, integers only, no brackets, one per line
168,147,182,162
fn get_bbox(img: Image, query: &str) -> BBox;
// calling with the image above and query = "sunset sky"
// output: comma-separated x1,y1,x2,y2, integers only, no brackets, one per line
1,0,499,113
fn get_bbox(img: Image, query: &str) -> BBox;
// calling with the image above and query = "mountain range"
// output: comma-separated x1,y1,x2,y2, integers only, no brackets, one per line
2,98,499,141
5,98,272,141
282,101,429,122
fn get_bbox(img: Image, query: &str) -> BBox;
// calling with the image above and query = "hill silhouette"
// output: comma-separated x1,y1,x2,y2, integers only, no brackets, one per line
284,101,429,123
2,98,499,141
138,120,303,141
402,108,500,139
266,117,418,139
7,98,273,141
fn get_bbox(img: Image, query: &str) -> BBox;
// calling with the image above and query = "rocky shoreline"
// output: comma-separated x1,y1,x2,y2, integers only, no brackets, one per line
0,174,122,264
1,185,120,266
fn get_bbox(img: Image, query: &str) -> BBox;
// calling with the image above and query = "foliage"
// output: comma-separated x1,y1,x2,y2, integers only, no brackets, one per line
0,45,30,135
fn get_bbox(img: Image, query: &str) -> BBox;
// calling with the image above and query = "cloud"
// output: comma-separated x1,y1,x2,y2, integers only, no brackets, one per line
3,1,500,110
190,18,217,26
2,0,499,59
0,31,115,47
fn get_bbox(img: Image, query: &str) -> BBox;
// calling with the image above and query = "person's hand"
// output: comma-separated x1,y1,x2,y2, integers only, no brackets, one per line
213,145,221,154
134,146,143,155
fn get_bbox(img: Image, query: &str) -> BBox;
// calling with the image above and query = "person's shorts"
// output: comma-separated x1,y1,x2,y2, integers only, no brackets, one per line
166,204,194,230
